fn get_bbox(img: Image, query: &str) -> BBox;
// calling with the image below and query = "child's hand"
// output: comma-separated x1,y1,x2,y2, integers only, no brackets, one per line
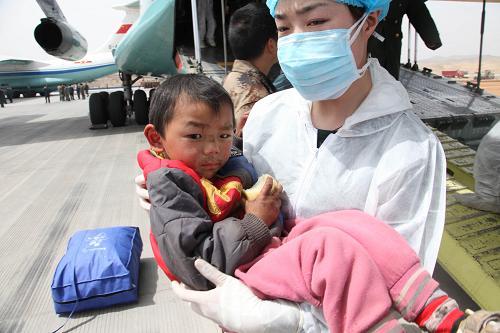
244,176,282,226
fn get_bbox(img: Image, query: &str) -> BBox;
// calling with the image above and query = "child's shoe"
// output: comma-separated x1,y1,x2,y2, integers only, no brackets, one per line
458,310,500,333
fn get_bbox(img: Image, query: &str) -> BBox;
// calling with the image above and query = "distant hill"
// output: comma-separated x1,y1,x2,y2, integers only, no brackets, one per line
419,55,500,75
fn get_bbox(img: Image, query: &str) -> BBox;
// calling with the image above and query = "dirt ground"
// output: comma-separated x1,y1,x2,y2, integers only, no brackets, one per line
478,80,500,96
456,79,500,96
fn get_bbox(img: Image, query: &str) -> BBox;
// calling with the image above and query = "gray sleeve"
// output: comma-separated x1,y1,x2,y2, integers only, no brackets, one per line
147,168,272,290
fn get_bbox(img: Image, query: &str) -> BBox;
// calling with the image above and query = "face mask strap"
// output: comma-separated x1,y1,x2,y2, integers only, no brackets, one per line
349,14,369,45
358,58,372,75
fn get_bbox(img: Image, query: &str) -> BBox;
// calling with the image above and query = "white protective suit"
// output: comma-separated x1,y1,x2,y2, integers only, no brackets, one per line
243,59,447,274
457,121,500,213
241,60,447,332
167,60,448,333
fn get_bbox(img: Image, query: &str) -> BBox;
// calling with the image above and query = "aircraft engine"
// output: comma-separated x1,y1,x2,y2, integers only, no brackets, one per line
34,18,88,61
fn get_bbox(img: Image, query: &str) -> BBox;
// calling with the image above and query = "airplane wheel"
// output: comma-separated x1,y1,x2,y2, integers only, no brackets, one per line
134,89,148,125
89,93,107,125
108,91,126,127
99,91,109,119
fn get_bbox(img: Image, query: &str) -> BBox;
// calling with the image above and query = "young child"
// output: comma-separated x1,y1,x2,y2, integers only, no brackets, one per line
139,74,499,333
138,74,283,290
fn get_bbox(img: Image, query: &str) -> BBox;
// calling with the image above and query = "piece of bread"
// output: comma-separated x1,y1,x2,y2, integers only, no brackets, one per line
243,174,281,201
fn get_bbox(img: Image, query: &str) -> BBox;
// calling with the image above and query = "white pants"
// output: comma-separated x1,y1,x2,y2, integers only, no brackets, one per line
457,121,500,213
197,0,216,43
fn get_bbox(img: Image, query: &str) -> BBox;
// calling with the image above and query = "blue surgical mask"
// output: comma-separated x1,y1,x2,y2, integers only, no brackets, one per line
278,15,371,101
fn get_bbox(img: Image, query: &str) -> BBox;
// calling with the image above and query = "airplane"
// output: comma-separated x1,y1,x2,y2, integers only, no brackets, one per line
0,0,213,127
0,1,139,99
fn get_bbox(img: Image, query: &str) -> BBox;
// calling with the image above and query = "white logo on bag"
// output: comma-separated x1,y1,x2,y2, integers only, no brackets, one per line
84,233,107,251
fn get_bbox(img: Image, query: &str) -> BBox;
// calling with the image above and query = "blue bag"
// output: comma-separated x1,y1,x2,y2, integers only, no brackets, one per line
51,226,143,314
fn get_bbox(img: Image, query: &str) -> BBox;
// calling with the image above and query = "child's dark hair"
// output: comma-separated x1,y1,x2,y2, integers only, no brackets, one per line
149,74,234,137
228,3,278,61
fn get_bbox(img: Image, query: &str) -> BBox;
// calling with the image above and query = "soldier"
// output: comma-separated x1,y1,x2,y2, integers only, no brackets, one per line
69,85,75,100
57,85,63,101
80,83,86,100
368,0,442,79
0,88,5,108
84,83,89,97
223,3,278,139
6,87,13,103
43,85,51,103
197,0,217,47
64,85,70,101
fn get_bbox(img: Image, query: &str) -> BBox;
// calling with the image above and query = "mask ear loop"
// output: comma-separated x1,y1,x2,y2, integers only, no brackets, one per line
348,14,369,45
348,14,373,75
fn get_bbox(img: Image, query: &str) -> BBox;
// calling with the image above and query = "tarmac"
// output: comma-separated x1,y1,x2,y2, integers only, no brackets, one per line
0,96,221,332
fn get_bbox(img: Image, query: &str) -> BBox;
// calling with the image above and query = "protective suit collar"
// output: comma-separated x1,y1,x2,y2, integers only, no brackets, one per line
292,59,413,138
340,58,412,136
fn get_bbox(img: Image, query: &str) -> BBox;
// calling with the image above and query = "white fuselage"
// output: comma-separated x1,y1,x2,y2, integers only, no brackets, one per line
0,52,117,93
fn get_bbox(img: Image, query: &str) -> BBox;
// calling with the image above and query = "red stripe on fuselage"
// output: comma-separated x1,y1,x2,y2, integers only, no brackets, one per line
116,24,132,34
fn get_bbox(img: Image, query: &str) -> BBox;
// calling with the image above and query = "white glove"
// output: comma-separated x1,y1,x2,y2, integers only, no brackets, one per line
134,174,151,212
171,259,302,333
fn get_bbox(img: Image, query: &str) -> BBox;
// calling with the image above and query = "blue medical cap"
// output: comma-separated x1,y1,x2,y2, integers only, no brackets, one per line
266,0,390,21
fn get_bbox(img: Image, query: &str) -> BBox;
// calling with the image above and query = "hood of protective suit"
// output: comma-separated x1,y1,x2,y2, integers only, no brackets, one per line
339,59,413,137
278,59,413,138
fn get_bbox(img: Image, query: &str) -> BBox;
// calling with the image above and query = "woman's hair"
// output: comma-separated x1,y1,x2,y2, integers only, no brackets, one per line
228,3,278,60
149,74,234,137
347,5,366,20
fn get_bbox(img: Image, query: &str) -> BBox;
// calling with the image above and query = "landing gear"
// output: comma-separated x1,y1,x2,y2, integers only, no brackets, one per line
119,71,145,123
120,71,135,119
108,91,126,127
22,90,36,98
89,93,108,129
87,71,148,129
133,89,148,125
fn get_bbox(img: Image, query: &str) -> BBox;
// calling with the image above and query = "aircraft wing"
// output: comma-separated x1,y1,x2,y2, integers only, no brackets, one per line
0,59,51,71
35,0,66,21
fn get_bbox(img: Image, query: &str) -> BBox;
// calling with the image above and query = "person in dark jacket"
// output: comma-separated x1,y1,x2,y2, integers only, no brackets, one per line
0,88,5,108
84,83,89,97
140,74,282,290
223,3,278,139
43,85,51,103
5,87,13,103
368,0,442,79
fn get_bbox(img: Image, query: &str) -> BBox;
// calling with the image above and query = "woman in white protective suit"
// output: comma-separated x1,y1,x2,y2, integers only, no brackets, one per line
144,0,458,331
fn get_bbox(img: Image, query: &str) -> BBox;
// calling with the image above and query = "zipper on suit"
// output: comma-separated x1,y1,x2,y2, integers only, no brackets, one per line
293,147,320,216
